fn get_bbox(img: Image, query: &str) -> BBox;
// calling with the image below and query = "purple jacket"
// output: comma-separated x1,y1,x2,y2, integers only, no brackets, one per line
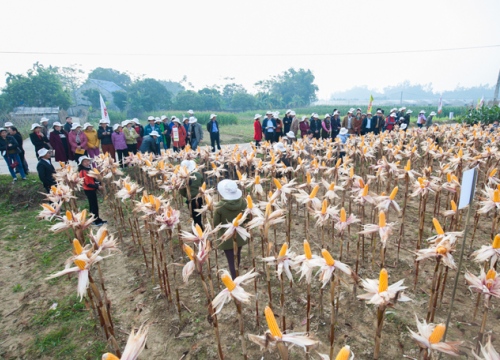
111,131,128,150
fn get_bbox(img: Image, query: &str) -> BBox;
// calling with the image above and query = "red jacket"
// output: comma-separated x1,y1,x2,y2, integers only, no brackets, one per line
254,120,263,141
171,125,187,148
79,168,98,191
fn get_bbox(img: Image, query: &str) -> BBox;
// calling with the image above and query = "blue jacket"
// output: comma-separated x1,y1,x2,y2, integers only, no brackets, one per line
139,135,157,154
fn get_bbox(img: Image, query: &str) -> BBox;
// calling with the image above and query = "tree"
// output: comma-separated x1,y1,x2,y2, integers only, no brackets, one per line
88,67,132,89
127,78,172,116
2,63,72,110
255,68,318,107
231,92,256,111
173,90,204,111
198,87,222,110
159,80,185,96
112,91,128,112
82,89,104,109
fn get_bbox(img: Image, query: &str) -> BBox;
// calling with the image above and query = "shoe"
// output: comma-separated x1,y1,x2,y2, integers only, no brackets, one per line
93,221,104,227
22,178,27,180
12,178,17,182
101,220,108,224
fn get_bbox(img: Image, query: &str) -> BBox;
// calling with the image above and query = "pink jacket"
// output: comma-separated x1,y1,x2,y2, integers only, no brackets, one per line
68,130,89,153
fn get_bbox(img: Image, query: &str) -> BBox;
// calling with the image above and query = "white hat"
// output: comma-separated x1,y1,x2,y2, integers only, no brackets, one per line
122,120,130,127
286,109,292,114
99,119,109,124
406,110,413,114
155,116,160,121
273,142,286,153
183,117,189,121
376,110,382,114
133,118,140,124
180,159,196,172
31,123,42,131
286,131,295,138
301,116,308,121
339,128,348,135
390,113,396,117
254,114,262,120
187,110,194,115
52,122,62,127
155,118,161,123
4,122,13,127
217,179,242,200
429,111,436,116
324,114,331,118
113,124,121,131
71,123,82,130
399,107,406,111
188,117,197,124
0,128,5,132
333,111,340,116
266,111,273,115
290,111,296,116
40,117,49,123
38,148,49,157
148,116,155,121
171,116,176,120
78,156,92,165
210,114,217,120
400,124,408,130
366,111,372,115
150,131,160,137
390,108,397,112
173,118,182,124
399,117,405,121
273,112,280,118
419,110,426,114
160,115,167,120
313,113,319,119
83,122,93,129
348,108,355,113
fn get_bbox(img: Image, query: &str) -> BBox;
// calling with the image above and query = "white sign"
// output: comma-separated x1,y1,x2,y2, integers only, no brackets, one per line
458,167,478,209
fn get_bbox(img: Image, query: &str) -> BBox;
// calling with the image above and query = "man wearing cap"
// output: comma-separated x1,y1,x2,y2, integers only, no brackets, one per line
331,111,341,138
189,117,203,150
373,109,385,135
98,119,115,160
139,130,159,154
40,117,50,139
361,112,375,134
64,117,73,134
144,116,160,137
263,112,276,143
341,109,354,134
206,114,221,152
36,148,56,192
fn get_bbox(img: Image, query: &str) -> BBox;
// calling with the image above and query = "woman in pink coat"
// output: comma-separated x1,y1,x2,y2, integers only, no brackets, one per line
67,123,89,163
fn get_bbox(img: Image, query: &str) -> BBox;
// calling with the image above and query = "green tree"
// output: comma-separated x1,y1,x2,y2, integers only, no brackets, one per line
82,89,104,109
159,80,185,96
255,68,318,107
88,67,131,89
127,78,172,116
173,90,204,110
198,87,222,110
112,91,128,112
231,92,256,111
2,63,72,110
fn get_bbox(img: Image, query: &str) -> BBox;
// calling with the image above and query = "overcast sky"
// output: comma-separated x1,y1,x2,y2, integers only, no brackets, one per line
1,0,499,99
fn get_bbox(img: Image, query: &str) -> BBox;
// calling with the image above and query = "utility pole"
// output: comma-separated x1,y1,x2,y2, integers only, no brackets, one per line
493,68,500,106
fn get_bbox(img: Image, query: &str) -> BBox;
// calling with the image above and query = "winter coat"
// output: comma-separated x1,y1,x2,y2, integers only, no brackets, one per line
29,131,50,152
0,135,21,155
206,120,220,134
214,198,248,250
331,117,342,132
37,158,56,189
352,116,362,135
180,171,203,199
310,119,321,134
68,130,88,153
111,131,128,151
49,130,69,162
290,117,299,136
123,126,139,145
97,126,113,145
299,121,310,138
254,120,263,141
190,123,203,141
79,166,99,191
362,116,376,133
171,125,187,148
144,124,161,137
321,119,331,138
139,135,157,154
283,116,292,134
84,129,100,149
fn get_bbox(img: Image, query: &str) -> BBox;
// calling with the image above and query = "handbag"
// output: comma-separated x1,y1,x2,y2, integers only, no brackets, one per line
9,160,19,169
75,148,85,155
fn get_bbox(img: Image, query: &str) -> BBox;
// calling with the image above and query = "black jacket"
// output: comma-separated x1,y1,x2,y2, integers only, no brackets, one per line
63,122,72,134
29,132,50,152
139,135,157,154
283,116,292,134
0,135,21,155
206,120,219,134
97,126,113,145
310,119,321,133
37,159,56,189
362,116,377,132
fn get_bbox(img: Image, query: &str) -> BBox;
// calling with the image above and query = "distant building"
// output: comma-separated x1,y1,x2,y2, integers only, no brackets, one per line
10,106,60,124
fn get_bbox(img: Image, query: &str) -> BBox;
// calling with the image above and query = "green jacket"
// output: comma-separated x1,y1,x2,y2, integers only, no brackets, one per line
180,172,203,199
214,198,247,250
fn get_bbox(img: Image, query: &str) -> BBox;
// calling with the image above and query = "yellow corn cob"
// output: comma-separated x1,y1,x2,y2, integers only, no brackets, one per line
379,211,386,228
73,239,83,255
304,240,312,260
183,244,194,260
195,224,203,238
358,178,365,188
450,200,457,212
74,258,86,270
270,153,275,164
278,243,288,257
66,210,73,221
486,268,496,282
155,198,161,212
268,191,273,200
309,185,320,199
246,195,253,209
378,268,388,293
335,346,351,360
429,324,446,344
322,161,326,167
321,199,328,215
221,272,236,291
340,208,346,222
50,185,58,193
349,167,354,178
144,159,152,167
211,162,217,169
236,170,242,180
42,203,55,212
273,178,282,190
264,306,282,338
418,177,425,188
322,249,335,266
446,173,451,183
149,195,155,204
362,184,369,197
335,158,342,168
98,230,108,246
433,218,444,235
265,203,271,217
436,246,447,255
102,353,120,360
298,157,303,165
493,234,500,249
328,182,335,191
490,168,498,177
80,209,87,222
494,189,500,203
255,175,260,184
233,212,243,226
306,172,311,184
457,148,463,158
389,186,398,200
201,182,206,191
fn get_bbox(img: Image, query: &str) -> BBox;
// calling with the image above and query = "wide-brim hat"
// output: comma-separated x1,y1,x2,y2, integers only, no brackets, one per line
324,113,331,118
173,118,182,125
339,128,348,135
99,119,109,124
419,110,426,114
52,122,62,127
113,124,121,131
366,111,372,115
150,131,160,137
147,116,155,121
160,115,167,120
4,122,13,127
71,123,82,130
300,116,307,122
285,109,292,114
78,156,92,165
217,179,242,200
38,148,49,157
429,111,437,116
187,110,194,115
265,111,273,115
31,123,42,131
333,111,340,116
210,114,217,120
273,142,286,152
83,122,93,129
122,120,130,126
180,159,196,173
400,124,408,130
406,110,413,114
254,114,262,120
376,110,382,114
132,118,140,124
290,111,296,116
286,131,295,138
188,117,197,124
40,117,49,123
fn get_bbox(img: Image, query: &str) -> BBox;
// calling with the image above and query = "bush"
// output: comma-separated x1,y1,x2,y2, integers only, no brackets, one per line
464,106,500,125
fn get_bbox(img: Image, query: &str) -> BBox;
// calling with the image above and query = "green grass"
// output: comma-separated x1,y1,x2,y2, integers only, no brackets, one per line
12,284,23,292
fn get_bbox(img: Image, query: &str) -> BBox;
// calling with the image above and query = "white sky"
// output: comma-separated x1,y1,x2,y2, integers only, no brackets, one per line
1,0,499,99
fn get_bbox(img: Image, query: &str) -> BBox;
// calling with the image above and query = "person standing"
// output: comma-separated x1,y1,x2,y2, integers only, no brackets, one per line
182,117,190,145
206,114,221,152
40,117,50,139
253,114,263,147
263,111,276,143
0,128,27,181
160,115,171,150
384,112,397,132
321,114,332,139
214,179,247,279
342,109,355,134
63,116,73,133
299,116,310,138
417,110,427,128
179,160,204,229
373,109,385,135
403,109,412,127
68,123,88,163
331,111,341,139
133,119,144,149
84,123,100,159
310,113,321,139
123,120,139,154
171,118,187,152
111,124,128,167
97,119,115,160
78,156,106,226
352,113,363,135
283,110,293,134
426,111,436,128
49,122,70,163
144,116,160,137
8,126,29,173
189,117,203,150
139,130,159,154
29,123,51,159
362,112,375,134
36,148,56,191
274,113,283,142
